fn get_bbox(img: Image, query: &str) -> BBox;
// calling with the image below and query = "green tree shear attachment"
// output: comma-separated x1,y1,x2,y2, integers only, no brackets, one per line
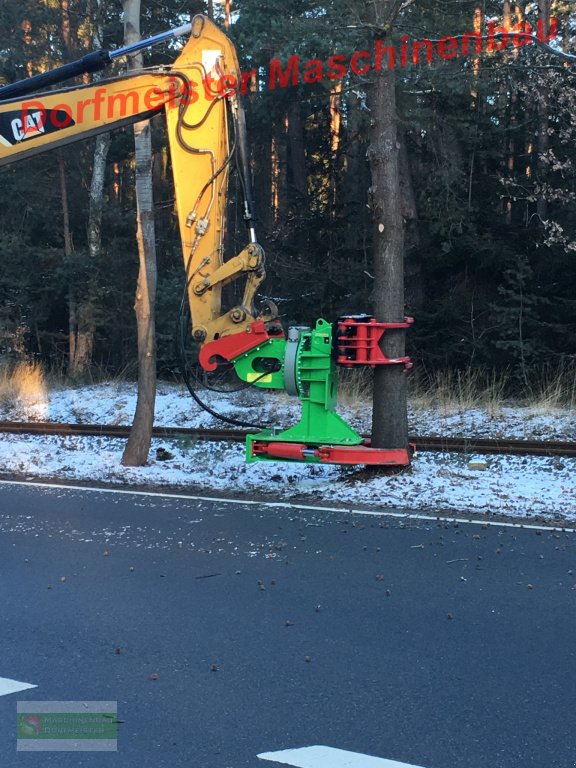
228,316,412,465
233,319,363,463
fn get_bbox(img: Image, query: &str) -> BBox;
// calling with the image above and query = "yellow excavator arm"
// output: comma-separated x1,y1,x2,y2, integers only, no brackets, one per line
0,14,274,347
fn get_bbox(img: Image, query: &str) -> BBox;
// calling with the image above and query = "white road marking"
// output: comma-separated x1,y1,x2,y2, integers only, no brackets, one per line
0,478,573,533
0,677,37,697
257,745,427,768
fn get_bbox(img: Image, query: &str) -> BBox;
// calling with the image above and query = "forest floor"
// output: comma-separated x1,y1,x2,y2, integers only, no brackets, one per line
0,381,574,525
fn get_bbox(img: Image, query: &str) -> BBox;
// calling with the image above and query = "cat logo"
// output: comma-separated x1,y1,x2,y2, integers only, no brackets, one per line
0,108,75,147
12,109,45,141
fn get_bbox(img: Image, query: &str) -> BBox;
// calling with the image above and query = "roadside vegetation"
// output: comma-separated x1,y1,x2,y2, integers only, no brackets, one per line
339,362,576,414
1,355,574,427
0,360,46,407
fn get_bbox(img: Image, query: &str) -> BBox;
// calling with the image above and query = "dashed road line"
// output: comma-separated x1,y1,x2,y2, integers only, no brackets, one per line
0,677,37,697
257,745,428,767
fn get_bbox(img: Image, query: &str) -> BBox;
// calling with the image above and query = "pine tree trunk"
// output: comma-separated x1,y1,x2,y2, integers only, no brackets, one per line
72,0,110,379
256,127,273,231
536,0,550,221
367,45,408,452
399,133,423,311
342,93,364,252
57,150,78,371
121,0,157,467
287,101,307,201
328,82,342,219
271,118,288,225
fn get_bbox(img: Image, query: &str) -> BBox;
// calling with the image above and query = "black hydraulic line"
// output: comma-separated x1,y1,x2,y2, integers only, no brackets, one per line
0,51,112,101
175,302,266,430
0,21,194,102
233,101,257,243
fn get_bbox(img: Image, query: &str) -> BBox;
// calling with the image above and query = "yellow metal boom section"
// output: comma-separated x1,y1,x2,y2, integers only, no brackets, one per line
164,17,266,344
0,15,267,347
0,73,177,164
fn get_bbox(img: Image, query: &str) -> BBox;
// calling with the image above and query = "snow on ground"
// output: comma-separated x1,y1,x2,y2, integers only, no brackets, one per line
0,382,574,524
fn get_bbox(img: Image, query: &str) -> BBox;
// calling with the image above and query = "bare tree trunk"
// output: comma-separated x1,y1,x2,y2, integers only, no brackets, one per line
287,101,307,201
58,0,84,378
57,151,78,369
471,4,483,107
342,91,364,249
121,0,158,466
255,127,273,231
86,0,111,321
271,117,288,225
328,81,342,219
399,133,423,311
536,0,550,221
271,134,279,224
73,0,110,378
500,0,521,224
367,22,408,452
60,0,72,53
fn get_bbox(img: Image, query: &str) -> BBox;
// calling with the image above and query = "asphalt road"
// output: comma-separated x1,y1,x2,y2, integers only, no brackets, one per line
0,481,575,768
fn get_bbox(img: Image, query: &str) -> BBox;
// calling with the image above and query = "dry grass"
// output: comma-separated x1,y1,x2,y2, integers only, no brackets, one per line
523,361,576,412
337,368,373,405
408,367,507,415
0,360,47,407
338,368,373,405
337,365,511,415
408,362,576,413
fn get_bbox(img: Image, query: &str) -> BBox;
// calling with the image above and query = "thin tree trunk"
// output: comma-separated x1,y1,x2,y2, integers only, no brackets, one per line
57,151,78,369
342,90,364,252
328,81,342,219
121,0,158,466
87,0,111,294
271,117,288,225
287,100,307,201
255,125,273,231
271,134,279,224
471,5,483,107
501,0,517,224
399,133,423,310
367,35,407,451
58,1,83,376
536,0,550,221
21,20,34,77
73,0,110,378
60,0,72,53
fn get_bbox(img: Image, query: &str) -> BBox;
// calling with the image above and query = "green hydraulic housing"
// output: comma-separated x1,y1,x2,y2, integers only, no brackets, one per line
230,318,364,463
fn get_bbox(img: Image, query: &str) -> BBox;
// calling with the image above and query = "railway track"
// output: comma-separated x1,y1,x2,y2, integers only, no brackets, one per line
0,421,574,458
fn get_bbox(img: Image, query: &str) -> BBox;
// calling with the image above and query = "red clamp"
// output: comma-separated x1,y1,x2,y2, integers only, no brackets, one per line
199,321,284,372
334,315,414,369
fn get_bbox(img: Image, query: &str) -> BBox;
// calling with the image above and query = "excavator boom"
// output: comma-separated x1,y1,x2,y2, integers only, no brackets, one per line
0,15,270,347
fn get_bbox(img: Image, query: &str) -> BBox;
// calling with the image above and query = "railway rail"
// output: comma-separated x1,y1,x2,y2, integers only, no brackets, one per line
0,421,574,458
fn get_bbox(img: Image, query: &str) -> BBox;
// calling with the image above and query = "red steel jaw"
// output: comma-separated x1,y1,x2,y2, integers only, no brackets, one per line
334,315,414,369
